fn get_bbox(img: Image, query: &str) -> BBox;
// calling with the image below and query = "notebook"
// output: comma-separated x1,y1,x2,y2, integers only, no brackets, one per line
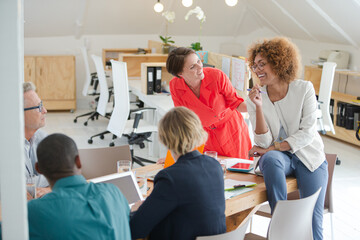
89,171,144,207
226,158,254,173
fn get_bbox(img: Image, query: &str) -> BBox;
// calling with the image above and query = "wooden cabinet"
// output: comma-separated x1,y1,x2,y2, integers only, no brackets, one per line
24,56,76,111
304,65,360,147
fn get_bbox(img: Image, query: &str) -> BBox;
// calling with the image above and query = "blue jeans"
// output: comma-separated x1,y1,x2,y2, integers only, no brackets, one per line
259,151,328,240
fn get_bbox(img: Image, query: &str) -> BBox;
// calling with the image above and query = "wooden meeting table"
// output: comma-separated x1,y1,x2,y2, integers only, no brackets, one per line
139,163,298,232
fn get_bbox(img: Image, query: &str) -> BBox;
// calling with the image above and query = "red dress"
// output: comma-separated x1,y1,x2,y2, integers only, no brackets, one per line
170,68,252,159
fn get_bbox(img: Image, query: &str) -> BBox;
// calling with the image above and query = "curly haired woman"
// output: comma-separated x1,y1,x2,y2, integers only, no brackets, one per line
246,37,328,240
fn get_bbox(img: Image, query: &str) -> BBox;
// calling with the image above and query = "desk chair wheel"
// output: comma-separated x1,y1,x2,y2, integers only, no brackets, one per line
73,119,77,123
100,135,105,140
84,122,88,126
88,139,93,144
109,142,115,147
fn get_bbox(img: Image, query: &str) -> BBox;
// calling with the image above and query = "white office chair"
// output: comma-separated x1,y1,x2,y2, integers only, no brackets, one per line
91,54,113,117
196,206,261,240
246,188,321,240
88,60,157,166
196,218,250,240
317,62,337,135
73,46,100,124
86,55,114,143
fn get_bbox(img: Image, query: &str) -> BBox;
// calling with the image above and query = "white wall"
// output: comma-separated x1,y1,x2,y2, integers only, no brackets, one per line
228,27,360,76
25,31,360,109
25,34,234,109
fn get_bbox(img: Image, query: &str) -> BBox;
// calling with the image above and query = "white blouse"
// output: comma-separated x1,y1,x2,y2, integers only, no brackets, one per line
246,79,326,172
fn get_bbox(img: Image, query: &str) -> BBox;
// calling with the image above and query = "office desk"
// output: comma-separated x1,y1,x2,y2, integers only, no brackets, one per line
139,164,297,232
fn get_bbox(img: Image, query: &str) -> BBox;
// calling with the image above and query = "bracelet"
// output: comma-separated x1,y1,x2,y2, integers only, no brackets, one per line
274,142,281,151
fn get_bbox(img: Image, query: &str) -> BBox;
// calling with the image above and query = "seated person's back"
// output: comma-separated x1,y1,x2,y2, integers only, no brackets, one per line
130,107,226,240
28,133,131,240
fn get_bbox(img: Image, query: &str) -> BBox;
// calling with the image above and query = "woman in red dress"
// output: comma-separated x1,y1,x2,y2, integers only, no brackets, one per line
166,47,251,159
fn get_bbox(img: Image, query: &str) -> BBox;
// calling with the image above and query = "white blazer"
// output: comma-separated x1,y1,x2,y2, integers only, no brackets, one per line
246,79,326,172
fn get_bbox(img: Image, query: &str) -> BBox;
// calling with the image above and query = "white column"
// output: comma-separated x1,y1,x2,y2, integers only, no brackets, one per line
0,0,29,239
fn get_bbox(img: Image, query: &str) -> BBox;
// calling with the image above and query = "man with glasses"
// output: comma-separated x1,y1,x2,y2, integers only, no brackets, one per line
23,82,51,199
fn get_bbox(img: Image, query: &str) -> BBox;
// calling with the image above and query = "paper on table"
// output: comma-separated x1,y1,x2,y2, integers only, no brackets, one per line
224,188,253,200
224,179,256,191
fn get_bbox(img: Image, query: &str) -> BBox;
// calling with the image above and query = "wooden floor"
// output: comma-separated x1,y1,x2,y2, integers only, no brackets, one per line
44,109,360,240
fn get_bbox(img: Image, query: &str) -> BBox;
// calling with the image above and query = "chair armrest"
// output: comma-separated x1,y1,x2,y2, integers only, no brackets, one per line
130,107,156,115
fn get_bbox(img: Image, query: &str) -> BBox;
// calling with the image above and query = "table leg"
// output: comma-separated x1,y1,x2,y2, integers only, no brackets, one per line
226,205,261,232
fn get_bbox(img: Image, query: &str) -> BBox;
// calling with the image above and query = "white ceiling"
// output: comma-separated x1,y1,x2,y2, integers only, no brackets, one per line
24,0,360,48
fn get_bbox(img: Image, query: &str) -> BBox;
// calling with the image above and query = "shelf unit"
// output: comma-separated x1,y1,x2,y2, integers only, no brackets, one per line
140,62,173,95
119,53,168,78
304,65,360,147
102,48,151,68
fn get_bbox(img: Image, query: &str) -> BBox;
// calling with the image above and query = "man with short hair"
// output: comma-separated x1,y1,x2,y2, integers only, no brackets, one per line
28,133,131,239
23,82,49,198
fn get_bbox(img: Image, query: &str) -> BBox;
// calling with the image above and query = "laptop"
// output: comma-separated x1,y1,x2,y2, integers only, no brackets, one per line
89,171,144,207
79,145,132,179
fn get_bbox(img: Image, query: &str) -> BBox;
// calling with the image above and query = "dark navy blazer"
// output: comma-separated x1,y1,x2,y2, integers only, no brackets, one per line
130,150,226,240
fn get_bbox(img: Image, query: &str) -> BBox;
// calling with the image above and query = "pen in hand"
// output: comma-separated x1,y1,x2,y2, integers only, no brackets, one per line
247,88,266,94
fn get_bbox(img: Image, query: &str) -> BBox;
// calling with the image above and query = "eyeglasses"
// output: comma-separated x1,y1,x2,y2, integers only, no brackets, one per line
251,61,267,72
24,101,43,112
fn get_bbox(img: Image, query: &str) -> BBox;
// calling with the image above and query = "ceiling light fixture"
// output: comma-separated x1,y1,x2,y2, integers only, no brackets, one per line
154,0,164,13
182,0,193,7
225,0,238,7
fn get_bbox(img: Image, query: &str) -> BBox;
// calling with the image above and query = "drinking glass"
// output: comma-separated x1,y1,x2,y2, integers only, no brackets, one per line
219,159,227,179
204,151,218,160
117,160,132,173
26,175,37,199
135,170,148,196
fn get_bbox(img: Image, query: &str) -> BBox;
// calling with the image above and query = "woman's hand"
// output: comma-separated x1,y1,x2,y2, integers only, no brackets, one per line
248,84,262,107
157,158,165,164
249,145,268,158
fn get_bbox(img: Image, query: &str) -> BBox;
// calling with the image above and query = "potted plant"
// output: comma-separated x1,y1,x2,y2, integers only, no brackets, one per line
159,11,175,54
185,6,206,51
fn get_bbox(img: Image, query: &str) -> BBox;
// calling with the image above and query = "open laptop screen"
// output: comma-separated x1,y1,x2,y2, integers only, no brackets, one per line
89,172,144,206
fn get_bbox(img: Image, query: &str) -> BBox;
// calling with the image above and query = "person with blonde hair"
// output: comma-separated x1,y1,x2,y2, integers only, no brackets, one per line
130,107,226,240
246,37,328,240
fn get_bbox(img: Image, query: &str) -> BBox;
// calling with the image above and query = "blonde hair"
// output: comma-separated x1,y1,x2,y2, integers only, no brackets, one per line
158,107,208,156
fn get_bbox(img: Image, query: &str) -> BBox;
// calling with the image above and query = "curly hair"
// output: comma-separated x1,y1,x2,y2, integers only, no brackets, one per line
247,37,302,83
